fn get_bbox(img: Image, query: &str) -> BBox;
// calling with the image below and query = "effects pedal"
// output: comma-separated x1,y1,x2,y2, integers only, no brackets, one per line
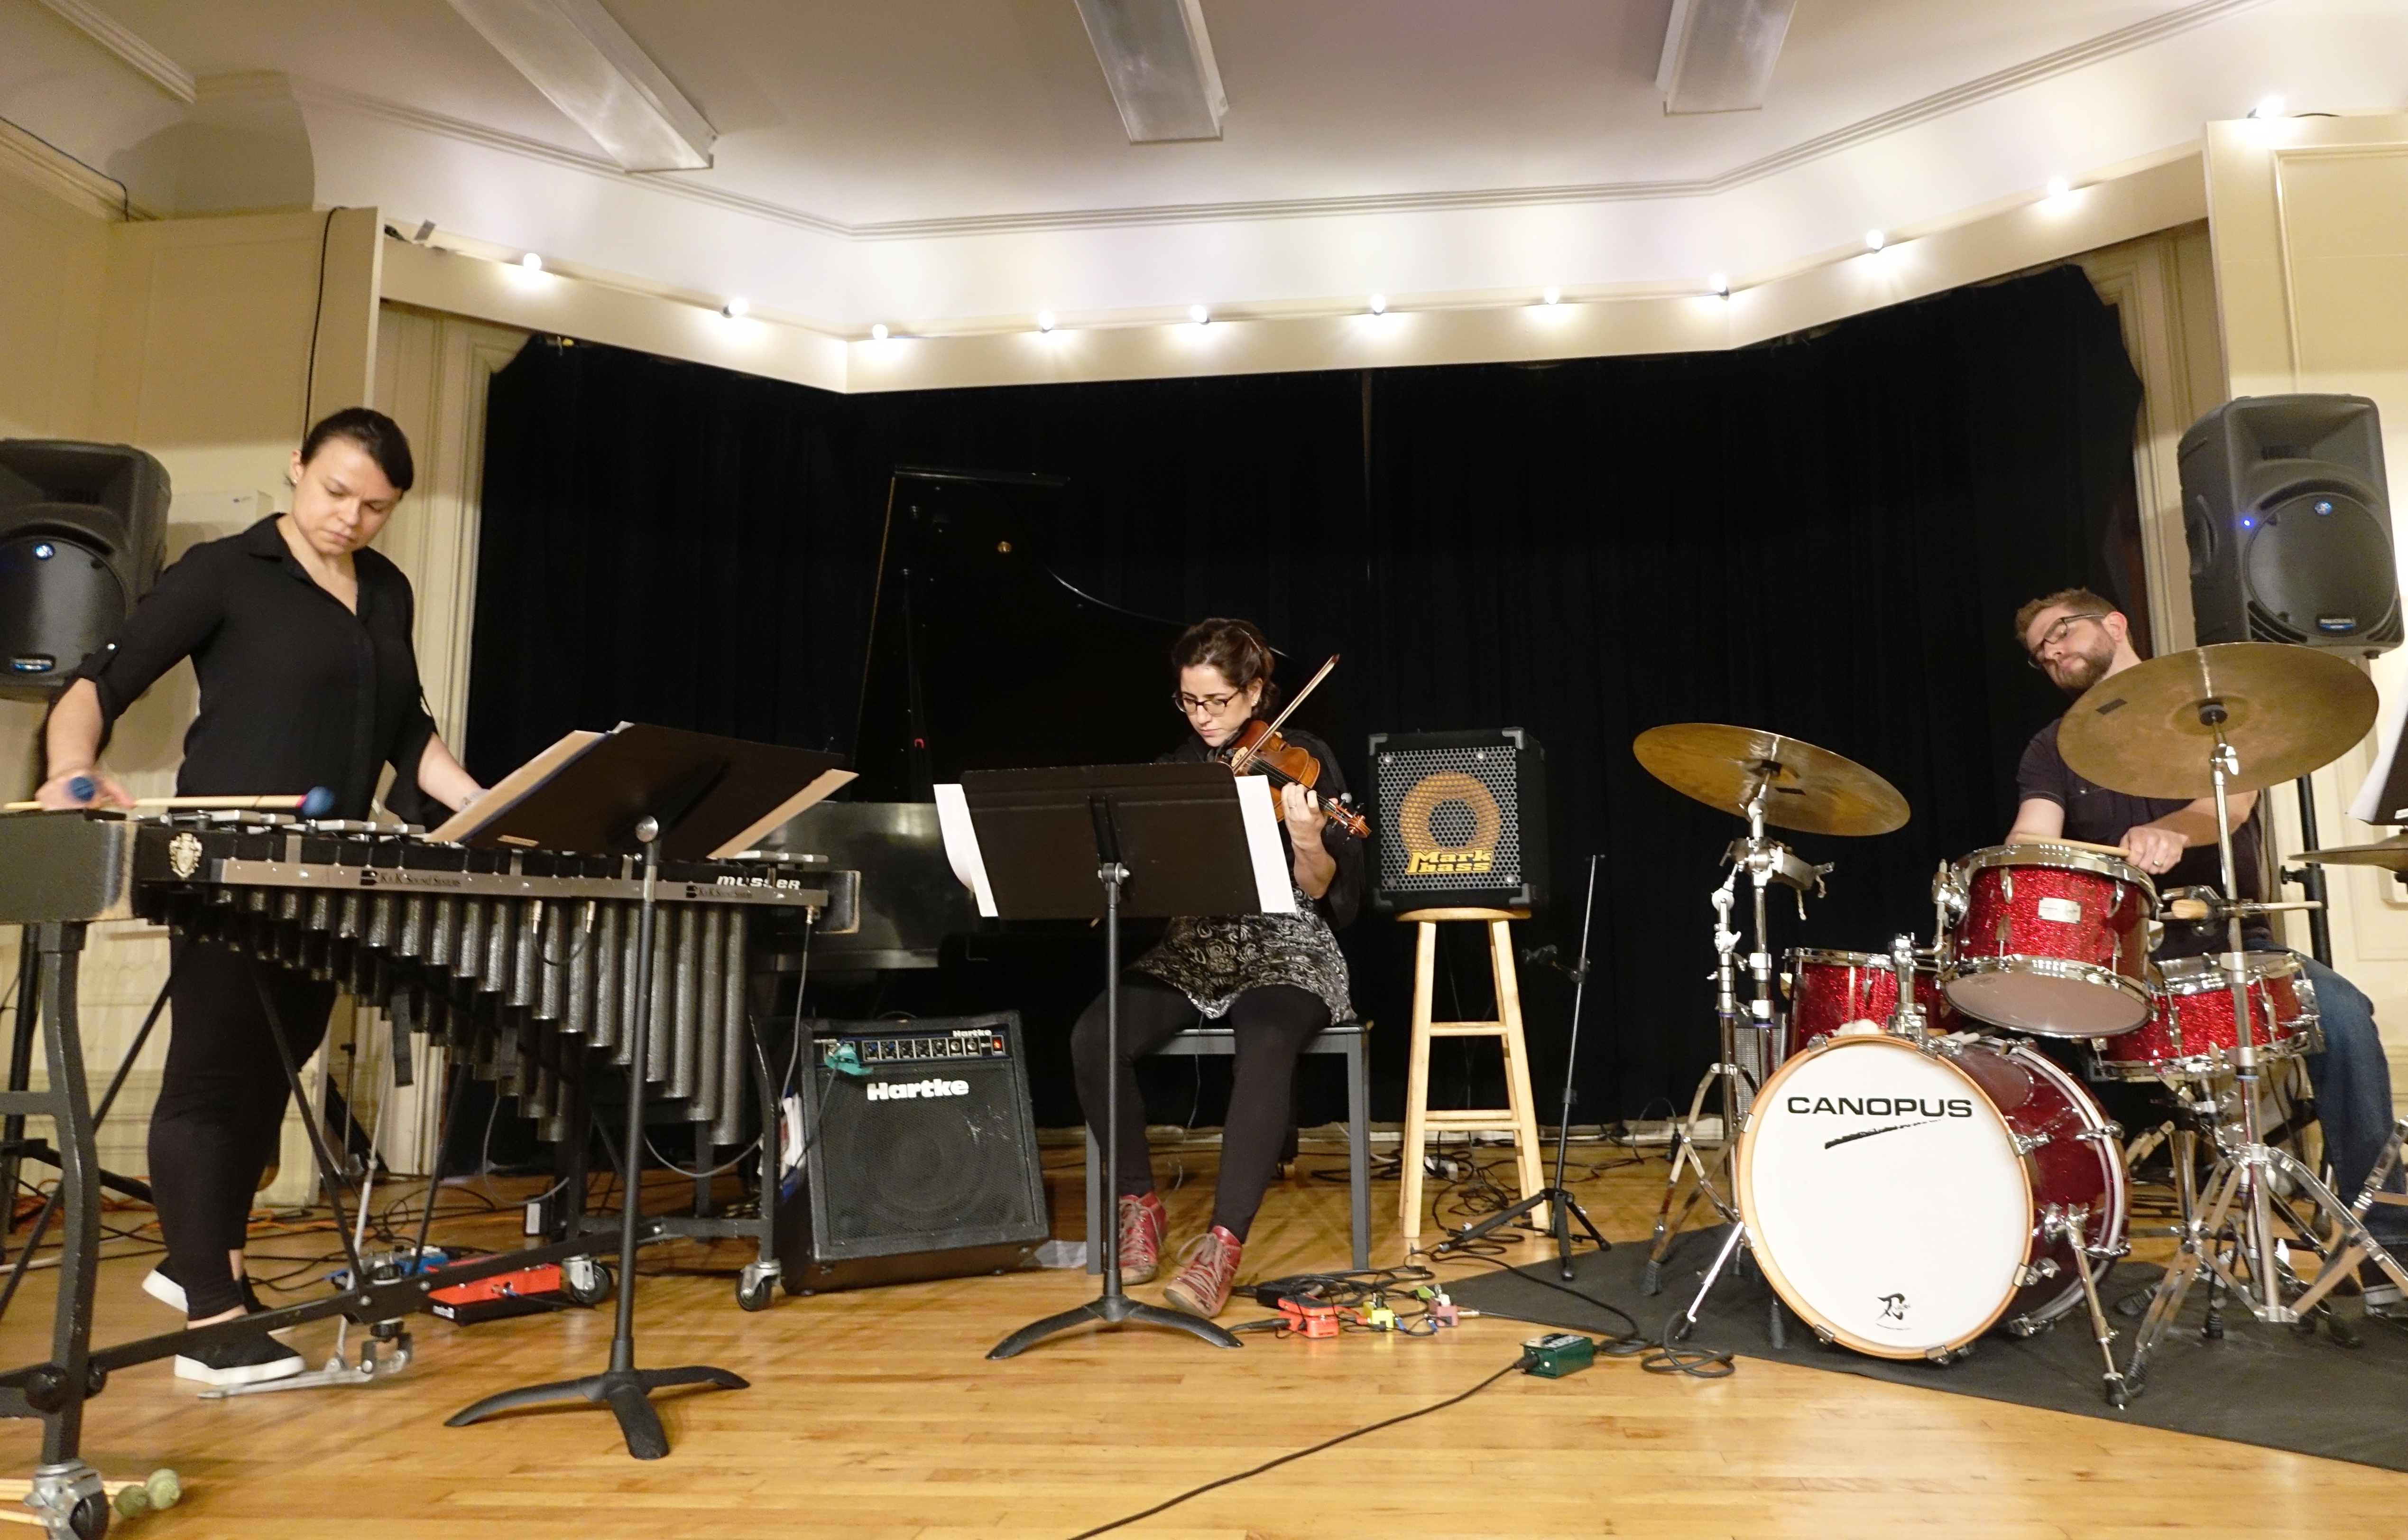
1521,1331,1597,1378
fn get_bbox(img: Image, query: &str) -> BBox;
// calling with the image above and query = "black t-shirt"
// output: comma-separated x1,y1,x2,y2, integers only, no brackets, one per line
2017,716,2266,958
74,517,442,823
1164,725,1365,931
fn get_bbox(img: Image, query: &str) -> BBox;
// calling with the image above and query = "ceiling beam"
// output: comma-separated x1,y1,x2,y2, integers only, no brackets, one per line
36,0,194,103
1656,0,1799,115
1073,0,1227,144
445,0,715,171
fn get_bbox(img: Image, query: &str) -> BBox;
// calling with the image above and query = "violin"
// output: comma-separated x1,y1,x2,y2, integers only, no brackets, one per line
1217,655,1371,839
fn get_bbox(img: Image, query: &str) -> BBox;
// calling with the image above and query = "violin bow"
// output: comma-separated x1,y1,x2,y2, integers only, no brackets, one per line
1230,654,1339,773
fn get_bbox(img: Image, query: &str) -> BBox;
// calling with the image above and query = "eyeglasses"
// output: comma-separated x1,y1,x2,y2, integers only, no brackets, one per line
2026,613,2105,670
1172,689,1245,714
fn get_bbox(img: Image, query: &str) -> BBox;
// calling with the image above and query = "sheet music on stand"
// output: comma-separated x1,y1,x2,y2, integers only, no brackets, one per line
431,723,853,859
2351,684,2408,826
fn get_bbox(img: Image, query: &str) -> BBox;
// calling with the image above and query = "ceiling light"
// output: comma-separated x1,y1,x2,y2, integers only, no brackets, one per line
1709,273,1730,297
1073,0,1227,143
1864,230,1886,252
721,297,749,318
1657,0,1802,115
519,251,544,271
1037,310,1057,333
2250,95,2285,119
2045,177,2070,199
1367,294,1387,315
445,0,716,170
1189,304,1210,325
1542,286,1561,306
870,323,889,341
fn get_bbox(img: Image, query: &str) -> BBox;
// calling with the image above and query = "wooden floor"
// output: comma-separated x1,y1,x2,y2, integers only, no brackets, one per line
3,1139,2405,1540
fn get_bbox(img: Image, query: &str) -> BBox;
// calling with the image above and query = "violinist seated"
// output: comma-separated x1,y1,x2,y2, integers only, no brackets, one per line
1069,617,1364,1318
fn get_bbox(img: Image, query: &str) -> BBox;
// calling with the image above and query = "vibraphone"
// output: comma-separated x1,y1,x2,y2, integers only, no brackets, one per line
0,809,856,1529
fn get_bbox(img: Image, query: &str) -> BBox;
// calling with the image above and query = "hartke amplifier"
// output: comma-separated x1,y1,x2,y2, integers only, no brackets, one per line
776,1012,1049,1294
1367,729,1549,914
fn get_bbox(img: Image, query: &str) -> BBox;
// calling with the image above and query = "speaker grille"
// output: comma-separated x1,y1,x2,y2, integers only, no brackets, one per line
816,1070,1042,1251
1377,746,1525,895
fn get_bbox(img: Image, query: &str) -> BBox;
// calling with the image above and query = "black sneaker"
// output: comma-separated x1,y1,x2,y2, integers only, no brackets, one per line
173,1334,304,1387
143,1262,274,1321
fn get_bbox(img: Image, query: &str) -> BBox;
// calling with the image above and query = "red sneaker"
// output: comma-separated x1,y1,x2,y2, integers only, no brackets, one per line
1116,1192,1167,1284
1162,1225,1244,1317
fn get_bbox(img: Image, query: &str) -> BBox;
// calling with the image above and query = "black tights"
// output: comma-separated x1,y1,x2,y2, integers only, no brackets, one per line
149,937,335,1320
1070,977,1328,1243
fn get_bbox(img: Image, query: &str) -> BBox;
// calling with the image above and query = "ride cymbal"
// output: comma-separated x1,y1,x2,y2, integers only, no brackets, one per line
2298,835,2408,872
2057,643,2376,799
1632,724,1908,836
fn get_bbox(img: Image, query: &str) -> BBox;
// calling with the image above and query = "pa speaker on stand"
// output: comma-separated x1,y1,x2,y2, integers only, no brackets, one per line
2179,393,2397,966
0,441,170,701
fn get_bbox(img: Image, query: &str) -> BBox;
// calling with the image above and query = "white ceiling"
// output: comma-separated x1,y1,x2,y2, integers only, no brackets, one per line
5,0,2406,332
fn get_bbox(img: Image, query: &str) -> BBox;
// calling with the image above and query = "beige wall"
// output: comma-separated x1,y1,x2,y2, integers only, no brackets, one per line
0,132,382,1181
2204,111,2408,1100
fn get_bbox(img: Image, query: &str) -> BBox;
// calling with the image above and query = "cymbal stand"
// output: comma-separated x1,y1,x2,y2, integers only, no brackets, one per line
2123,724,2408,1392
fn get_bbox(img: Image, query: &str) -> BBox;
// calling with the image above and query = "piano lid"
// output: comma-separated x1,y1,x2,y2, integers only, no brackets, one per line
851,468,1188,801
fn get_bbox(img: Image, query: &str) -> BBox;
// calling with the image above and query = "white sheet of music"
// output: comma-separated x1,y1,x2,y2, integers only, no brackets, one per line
2351,682,2408,825
1236,776,1298,914
933,783,999,918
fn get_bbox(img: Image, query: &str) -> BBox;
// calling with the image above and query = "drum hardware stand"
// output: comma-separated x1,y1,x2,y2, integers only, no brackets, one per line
448,818,750,1458
2121,722,2388,1392
1643,779,1829,1297
2026,1204,2132,1406
1432,854,1612,1281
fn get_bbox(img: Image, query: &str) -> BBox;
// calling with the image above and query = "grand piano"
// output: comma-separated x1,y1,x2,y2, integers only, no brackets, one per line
764,468,1192,1118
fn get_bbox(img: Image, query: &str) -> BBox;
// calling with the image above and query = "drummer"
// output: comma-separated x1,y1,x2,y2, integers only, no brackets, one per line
2010,589,2408,1285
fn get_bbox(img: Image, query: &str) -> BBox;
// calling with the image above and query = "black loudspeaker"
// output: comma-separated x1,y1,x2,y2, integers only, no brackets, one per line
0,440,171,700
2179,395,2398,655
1367,728,1549,914
776,1012,1048,1294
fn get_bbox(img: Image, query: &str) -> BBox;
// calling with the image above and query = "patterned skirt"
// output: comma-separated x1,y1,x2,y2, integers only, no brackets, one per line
1131,887,1352,1024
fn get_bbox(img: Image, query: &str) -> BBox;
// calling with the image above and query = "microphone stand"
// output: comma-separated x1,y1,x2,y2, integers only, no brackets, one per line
1431,853,1610,1280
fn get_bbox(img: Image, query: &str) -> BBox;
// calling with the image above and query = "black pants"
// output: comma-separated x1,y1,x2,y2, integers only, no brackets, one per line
149,937,336,1319
1070,977,1329,1243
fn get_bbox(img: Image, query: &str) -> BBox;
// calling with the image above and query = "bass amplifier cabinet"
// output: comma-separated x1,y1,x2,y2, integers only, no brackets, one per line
776,1012,1049,1294
1367,729,1549,914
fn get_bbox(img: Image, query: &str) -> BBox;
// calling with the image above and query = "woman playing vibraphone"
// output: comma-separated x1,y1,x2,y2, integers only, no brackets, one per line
35,408,483,1386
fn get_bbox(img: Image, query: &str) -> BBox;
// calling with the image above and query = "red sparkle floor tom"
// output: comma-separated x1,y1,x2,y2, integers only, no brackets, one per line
2094,952,2324,1081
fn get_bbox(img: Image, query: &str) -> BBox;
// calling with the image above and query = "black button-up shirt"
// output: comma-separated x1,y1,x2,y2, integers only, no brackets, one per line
78,517,440,821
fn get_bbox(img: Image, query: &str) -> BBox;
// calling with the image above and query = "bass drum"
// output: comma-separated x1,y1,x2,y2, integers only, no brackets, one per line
1737,1033,2126,1358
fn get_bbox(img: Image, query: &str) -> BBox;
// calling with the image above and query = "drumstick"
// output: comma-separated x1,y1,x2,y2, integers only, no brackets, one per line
2166,898,2325,921
4,786,336,816
2011,835,2133,857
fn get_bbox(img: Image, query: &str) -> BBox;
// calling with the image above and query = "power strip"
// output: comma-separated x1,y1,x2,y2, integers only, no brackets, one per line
1613,1117,1723,1146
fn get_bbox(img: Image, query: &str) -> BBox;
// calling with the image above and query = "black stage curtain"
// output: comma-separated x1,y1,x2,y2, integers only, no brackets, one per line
468,264,2140,1129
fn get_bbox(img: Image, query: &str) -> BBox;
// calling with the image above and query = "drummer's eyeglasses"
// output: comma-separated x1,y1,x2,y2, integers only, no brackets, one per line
1173,689,1245,714
2026,613,2105,669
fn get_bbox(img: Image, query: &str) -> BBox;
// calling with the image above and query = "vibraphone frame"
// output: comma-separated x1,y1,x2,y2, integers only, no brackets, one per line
0,811,853,1530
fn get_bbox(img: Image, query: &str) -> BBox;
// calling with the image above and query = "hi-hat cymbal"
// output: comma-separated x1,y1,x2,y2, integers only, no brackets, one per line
2057,642,2377,799
1632,724,1909,836
2299,835,2408,872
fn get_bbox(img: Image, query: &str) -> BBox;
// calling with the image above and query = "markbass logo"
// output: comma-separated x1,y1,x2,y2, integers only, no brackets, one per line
1405,848,1494,876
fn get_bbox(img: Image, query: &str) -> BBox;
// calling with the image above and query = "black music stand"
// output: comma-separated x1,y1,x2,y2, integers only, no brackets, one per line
447,726,841,1459
970,763,1284,1358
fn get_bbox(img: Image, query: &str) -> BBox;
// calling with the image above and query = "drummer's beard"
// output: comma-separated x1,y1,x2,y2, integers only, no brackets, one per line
2048,638,2116,695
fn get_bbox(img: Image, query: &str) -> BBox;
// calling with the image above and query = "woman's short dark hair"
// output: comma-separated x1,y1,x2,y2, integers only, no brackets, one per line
1172,617,1279,709
301,407,415,493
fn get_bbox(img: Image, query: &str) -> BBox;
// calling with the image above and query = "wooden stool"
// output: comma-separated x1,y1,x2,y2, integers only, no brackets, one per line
1398,907,1544,1240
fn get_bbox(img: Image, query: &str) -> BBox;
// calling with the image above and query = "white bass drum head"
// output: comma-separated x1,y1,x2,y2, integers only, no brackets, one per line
1737,1036,2030,1357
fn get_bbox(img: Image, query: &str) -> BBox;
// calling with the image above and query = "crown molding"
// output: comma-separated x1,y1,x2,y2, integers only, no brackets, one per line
0,113,138,222
304,0,2267,244
35,0,194,103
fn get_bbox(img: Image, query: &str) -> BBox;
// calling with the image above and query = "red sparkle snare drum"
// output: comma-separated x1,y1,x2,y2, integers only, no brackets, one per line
1782,948,1959,1055
2094,952,2324,1081
1943,844,2157,1038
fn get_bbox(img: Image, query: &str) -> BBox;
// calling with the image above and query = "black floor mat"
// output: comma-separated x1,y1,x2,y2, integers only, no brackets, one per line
1443,1225,2408,1472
